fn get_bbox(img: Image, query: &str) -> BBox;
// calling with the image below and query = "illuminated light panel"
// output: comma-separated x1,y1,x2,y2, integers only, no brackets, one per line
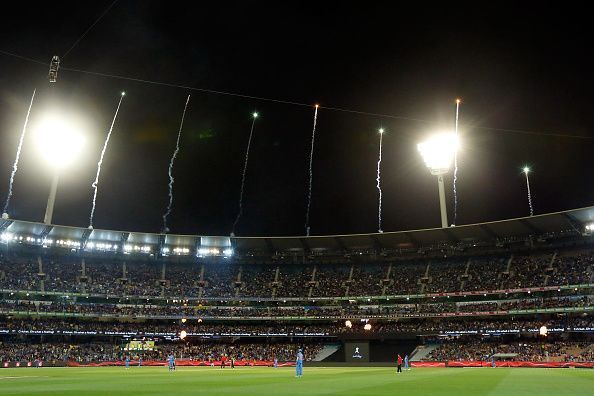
34,114,86,169
417,133,459,175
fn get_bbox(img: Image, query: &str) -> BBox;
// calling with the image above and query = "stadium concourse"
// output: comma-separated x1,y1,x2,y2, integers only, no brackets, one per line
0,207,593,368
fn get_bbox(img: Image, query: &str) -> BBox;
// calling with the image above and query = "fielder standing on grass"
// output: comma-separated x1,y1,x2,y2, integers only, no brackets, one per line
296,349,303,378
397,354,403,373
168,354,176,371
404,354,409,371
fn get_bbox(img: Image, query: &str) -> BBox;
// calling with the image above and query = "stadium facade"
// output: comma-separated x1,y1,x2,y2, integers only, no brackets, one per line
0,207,593,367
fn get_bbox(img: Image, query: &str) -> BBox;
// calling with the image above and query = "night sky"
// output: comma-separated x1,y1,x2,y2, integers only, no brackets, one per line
0,2,593,237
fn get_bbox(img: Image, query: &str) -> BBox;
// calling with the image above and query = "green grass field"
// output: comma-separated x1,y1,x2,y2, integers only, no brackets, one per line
1,366,593,395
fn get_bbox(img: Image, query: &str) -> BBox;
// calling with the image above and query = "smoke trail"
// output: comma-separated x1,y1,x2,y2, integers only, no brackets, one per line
305,105,319,236
452,99,460,226
232,113,258,235
525,171,534,216
376,129,384,232
2,89,36,217
162,95,191,233
88,93,125,228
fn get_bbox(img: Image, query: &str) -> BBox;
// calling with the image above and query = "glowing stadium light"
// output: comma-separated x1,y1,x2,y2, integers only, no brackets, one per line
181,318,187,323
253,112,259,118
418,133,459,228
223,248,233,256
345,320,352,328
179,330,187,340
363,323,372,331
34,114,86,170
523,166,530,174
172,247,190,255
539,325,548,336
418,133,458,176
33,113,86,225
0,232,12,242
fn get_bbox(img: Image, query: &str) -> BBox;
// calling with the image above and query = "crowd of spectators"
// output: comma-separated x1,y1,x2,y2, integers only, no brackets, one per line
463,257,507,291
424,261,467,293
1,249,592,299
347,265,384,296
239,265,276,297
427,339,594,362
547,252,593,286
0,341,323,363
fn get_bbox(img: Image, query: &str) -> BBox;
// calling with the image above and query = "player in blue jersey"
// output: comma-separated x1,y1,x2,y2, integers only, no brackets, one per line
296,349,303,377
274,356,278,369
125,356,130,369
404,354,409,371
138,357,142,367
168,354,176,371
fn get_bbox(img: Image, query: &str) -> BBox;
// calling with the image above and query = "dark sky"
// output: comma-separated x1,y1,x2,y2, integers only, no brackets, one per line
0,2,593,237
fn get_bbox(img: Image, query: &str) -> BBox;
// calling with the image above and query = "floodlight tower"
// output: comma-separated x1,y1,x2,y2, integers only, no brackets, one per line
35,115,85,224
417,133,459,228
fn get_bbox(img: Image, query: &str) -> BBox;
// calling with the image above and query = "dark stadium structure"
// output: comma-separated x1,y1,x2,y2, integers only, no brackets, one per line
1,207,593,367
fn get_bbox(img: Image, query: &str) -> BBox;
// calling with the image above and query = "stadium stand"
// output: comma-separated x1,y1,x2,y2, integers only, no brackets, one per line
1,208,593,366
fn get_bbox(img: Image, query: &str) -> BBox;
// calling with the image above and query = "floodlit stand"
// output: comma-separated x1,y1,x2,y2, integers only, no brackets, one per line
43,172,60,225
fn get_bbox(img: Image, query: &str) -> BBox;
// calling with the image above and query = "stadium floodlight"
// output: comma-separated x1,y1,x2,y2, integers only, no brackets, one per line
34,113,85,225
417,133,459,228
363,323,372,331
179,330,187,340
345,320,352,328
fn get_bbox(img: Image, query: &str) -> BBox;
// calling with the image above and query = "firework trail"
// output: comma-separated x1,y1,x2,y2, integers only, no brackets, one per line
162,95,191,233
88,93,125,228
305,105,319,236
2,89,36,217
525,169,534,216
376,129,384,232
453,99,460,226
232,112,258,235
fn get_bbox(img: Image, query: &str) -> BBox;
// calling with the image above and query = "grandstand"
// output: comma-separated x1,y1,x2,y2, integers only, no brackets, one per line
1,206,593,368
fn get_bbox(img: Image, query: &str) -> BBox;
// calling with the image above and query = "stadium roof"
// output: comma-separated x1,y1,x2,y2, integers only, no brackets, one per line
0,206,592,254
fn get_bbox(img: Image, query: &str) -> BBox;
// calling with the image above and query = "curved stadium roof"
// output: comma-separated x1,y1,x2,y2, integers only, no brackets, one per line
0,206,592,255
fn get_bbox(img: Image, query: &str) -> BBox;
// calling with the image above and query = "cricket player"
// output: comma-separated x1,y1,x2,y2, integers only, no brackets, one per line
397,354,403,373
125,356,130,369
296,349,303,377
404,354,409,370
